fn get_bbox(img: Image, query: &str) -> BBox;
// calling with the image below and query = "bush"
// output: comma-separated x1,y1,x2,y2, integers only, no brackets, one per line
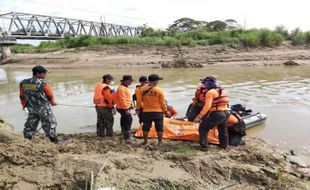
275,25,289,39
305,32,310,43
240,32,260,47
259,29,283,46
292,33,306,45
11,44,35,53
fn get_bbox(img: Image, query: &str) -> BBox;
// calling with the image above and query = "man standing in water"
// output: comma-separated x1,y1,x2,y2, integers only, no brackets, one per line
193,76,230,150
116,75,134,142
93,74,116,137
19,65,59,143
136,74,167,146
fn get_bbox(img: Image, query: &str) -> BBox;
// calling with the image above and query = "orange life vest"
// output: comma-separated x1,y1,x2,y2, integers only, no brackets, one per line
93,83,111,107
211,88,229,110
197,88,208,104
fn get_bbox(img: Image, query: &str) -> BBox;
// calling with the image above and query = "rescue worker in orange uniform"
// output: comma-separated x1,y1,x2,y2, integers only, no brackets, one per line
136,74,167,146
187,82,208,121
193,76,230,149
116,75,134,141
93,74,116,137
133,76,148,124
19,65,59,143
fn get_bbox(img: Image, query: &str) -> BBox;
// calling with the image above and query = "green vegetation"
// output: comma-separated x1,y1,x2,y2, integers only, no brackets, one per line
10,18,310,53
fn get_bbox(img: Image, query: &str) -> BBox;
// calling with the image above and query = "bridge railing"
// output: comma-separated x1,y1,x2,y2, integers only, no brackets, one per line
0,12,142,40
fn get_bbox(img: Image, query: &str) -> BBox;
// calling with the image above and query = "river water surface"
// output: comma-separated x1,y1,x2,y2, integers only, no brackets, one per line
0,67,310,155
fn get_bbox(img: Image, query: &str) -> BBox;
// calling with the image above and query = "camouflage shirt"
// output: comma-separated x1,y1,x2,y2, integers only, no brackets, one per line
19,77,55,115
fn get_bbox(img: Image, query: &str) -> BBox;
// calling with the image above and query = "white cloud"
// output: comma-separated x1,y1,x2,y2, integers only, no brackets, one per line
0,0,309,30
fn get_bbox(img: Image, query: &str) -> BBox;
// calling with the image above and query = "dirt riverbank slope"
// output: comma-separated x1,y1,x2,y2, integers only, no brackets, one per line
1,44,310,68
0,118,309,190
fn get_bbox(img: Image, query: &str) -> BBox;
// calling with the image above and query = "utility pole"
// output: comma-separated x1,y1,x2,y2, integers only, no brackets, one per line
244,14,247,30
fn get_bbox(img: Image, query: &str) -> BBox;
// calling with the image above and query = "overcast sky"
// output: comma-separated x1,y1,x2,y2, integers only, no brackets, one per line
0,0,309,31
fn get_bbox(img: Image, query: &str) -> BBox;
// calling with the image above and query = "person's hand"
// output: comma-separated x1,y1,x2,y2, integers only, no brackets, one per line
126,110,131,116
52,102,57,106
193,115,203,123
164,111,169,117
111,108,116,115
135,109,140,115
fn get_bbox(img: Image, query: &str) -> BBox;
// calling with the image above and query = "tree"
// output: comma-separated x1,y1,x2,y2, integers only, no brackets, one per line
206,20,228,31
168,18,207,32
225,19,238,29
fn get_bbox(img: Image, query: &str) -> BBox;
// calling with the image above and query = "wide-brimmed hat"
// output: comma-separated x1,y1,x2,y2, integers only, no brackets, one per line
148,74,163,82
120,75,134,82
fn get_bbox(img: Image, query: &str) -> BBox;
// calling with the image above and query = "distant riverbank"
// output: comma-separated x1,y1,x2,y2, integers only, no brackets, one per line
1,44,310,68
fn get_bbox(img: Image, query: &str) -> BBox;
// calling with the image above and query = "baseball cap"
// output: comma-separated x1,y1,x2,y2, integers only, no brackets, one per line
148,74,163,82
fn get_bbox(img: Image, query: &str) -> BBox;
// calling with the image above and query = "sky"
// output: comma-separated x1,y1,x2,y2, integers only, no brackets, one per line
0,0,309,31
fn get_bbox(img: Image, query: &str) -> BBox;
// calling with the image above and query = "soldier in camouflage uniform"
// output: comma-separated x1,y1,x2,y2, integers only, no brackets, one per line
19,65,59,143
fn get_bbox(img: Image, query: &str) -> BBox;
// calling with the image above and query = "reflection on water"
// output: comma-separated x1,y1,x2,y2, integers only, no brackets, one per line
0,67,310,155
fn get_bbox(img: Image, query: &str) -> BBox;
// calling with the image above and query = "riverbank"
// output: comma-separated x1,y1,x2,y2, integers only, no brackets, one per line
1,44,310,68
0,117,309,189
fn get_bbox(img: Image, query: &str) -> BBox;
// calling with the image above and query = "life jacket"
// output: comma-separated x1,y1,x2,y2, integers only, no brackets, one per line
210,88,229,110
197,88,209,104
132,85,141,102
93,83,111,107
227,110,246,136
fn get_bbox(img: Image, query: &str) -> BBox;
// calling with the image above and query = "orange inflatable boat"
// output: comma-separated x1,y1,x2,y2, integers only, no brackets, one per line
134,111,266,144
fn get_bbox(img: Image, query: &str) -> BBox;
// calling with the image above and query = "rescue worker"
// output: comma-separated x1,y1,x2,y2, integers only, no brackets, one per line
116,75,134,141
133,76,148,124
19,65,58,143
193,76,230,150
165,100,178,119
93,74,116,137
187,81,208,121
136,74,167,146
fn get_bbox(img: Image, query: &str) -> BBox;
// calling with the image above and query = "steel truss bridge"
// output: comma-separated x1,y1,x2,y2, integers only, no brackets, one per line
0,12,142,40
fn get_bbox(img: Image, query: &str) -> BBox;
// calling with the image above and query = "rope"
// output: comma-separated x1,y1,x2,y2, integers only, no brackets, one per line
57,103,94,108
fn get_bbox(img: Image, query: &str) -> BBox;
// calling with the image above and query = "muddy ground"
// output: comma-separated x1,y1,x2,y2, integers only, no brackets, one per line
0,118,309,190
1,43,310,68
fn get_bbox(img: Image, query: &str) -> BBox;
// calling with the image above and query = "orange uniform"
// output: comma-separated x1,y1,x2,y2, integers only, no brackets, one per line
136,86,167,113
116,84,132,109
93,83,115,108
198,88,229,116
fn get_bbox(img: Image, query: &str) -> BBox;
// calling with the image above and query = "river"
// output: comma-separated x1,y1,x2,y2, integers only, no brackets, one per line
0,67,310,155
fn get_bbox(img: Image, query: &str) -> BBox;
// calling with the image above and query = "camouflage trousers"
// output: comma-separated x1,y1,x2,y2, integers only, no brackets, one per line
24,110,57,140
96,107,114,137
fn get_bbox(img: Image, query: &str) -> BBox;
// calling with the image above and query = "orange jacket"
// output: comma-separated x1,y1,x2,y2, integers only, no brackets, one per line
136,85,167,113
116,84,132,109
93,83,115,108
198,88,229,116
193,86,208,105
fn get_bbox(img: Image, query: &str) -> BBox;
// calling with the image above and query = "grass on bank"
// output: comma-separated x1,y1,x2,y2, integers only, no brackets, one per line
10,28,310,53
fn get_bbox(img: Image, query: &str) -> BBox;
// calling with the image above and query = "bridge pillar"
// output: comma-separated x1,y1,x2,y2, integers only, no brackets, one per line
1,46,11,60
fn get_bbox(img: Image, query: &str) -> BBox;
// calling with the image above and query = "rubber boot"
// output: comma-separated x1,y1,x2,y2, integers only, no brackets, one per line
157,132,163,146
49,136,59,144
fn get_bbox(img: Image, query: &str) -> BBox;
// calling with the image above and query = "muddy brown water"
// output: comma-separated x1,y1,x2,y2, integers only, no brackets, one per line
0,67,310,156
